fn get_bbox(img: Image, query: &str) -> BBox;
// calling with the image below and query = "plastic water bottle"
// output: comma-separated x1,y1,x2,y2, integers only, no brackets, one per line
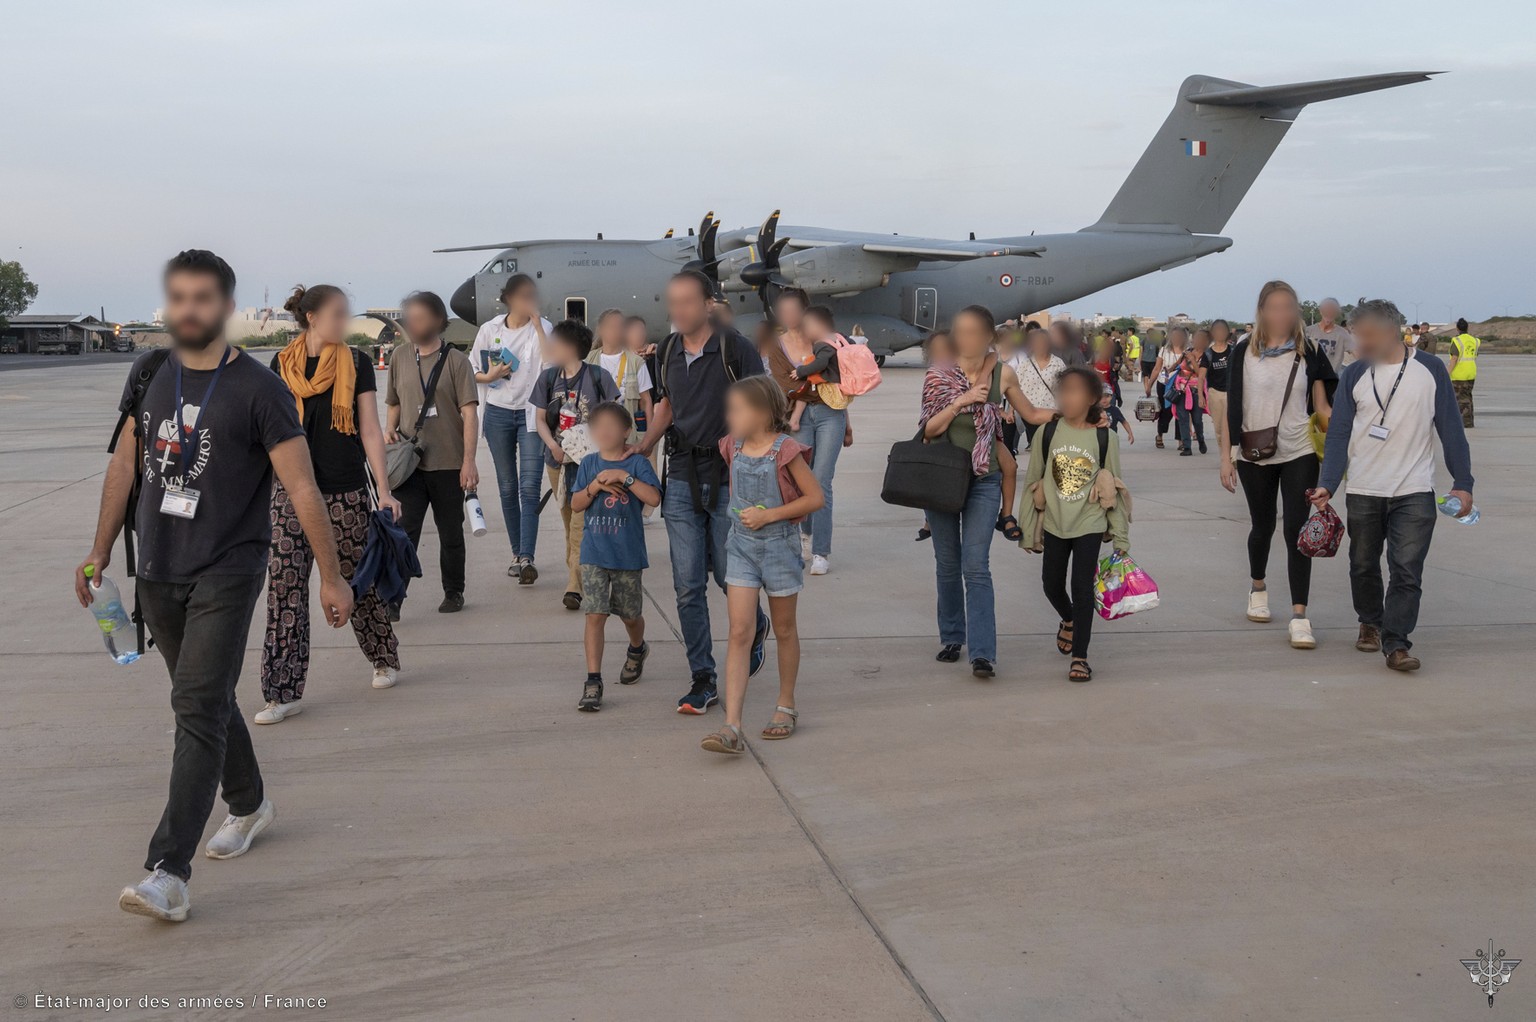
1437,493,1480,525
84,566,141,664
464,491,488,536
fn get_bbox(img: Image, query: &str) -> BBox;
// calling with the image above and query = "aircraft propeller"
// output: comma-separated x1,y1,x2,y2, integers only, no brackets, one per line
680,210,723,295
738,210,789,315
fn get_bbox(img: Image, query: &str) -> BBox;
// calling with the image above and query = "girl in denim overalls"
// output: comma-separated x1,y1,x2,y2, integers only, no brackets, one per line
701,378,824,755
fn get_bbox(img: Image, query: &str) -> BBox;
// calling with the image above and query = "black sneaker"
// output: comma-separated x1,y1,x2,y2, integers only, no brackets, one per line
1198,438,1208,454
620,642,649,684
936,643,963,663
438,592,464,613
1179,448,1192,457
519,561,538,585
387,601,401,623
971,657,996,679
578,679,603,712
676,671,718,715
749,610,769,677
562,591,582,611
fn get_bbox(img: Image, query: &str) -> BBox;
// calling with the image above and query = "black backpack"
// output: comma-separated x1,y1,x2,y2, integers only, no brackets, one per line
654,329,754,429
107,348,172,655
1040,418,1110,471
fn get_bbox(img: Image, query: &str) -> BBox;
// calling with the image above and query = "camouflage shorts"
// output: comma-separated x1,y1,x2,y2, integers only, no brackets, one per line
1453,379,1474,428
580,564,644,619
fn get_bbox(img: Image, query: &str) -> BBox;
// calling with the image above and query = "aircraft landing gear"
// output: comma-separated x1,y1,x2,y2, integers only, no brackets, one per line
874,354,886,367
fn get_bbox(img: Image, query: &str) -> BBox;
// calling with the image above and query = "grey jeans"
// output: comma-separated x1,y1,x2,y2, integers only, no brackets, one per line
137,573,266,880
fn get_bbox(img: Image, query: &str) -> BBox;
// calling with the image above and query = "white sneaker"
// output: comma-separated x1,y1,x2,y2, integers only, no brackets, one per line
1288,617,1317,650
205,798,275,859
372,666,398,689
809,555,829,576
118,867,189,922
253,700,302,725
1246,590,1271,623
800,533,812,563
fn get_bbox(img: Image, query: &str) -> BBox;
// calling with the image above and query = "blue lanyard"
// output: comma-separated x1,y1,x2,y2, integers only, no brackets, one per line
172,350,229,478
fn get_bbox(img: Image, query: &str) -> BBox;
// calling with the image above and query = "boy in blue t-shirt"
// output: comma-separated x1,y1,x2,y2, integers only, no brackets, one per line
570,402,662,711
1099,385,1135,444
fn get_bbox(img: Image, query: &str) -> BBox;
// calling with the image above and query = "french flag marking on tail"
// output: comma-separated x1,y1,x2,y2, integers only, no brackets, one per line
1184,139,1207,157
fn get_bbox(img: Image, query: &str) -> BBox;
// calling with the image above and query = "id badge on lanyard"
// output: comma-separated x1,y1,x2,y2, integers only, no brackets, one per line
1367,346,1409,442
161,353,227,519
418,348,439,417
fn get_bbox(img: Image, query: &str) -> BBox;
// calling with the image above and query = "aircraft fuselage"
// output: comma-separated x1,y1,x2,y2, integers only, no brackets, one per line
449,228,1232,355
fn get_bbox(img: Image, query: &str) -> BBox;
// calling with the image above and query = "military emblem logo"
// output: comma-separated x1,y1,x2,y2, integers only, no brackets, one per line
1460,941,1519,1007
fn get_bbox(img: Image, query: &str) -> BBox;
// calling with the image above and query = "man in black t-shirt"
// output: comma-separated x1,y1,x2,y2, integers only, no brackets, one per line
74,250,354,923
640,272,768,713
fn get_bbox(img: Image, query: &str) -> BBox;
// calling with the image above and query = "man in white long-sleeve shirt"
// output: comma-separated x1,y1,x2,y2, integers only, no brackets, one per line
1311,299,1473,673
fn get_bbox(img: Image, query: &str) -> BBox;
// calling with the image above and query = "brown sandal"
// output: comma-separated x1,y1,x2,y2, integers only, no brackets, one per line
1055,621,1074,656
1068,658,1092,682
761,706,798,740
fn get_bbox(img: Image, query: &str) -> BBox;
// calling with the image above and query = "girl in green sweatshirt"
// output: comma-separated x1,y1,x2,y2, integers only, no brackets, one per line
1022,366,1130,681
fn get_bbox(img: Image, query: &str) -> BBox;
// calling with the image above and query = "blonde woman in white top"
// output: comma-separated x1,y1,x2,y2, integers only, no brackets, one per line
1218,280,1337,648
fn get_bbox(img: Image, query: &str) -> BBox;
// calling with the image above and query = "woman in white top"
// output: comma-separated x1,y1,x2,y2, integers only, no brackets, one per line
470,274,551,584
1153,327,1187,448
1218,280,1337,649
1015,326,1064,448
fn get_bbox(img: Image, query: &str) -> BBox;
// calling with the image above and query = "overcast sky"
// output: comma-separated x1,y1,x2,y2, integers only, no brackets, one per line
5,0,1533,323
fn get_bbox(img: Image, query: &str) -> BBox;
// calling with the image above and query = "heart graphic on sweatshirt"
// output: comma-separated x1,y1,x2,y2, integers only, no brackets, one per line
1052,452,1094,497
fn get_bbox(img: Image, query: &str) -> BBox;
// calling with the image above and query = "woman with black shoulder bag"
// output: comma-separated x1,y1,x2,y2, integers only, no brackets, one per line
1220,280,1337,649
914,306,1052,678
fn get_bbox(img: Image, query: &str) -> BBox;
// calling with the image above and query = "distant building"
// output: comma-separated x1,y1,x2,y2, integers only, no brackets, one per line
1166,312,1195,328
0,314,115,355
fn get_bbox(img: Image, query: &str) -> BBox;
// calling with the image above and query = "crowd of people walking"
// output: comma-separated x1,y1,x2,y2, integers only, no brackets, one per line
72,249,1480,923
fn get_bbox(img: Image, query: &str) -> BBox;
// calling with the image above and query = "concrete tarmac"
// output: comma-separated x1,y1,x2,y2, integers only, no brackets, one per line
2,353,1532,1021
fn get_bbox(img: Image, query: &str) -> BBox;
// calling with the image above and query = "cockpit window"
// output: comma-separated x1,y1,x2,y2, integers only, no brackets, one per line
503,258,517,274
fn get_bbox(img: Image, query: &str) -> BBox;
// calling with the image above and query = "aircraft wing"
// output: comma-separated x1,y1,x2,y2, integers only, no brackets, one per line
857,239,1042,261
433,243,520,253
776,226,1042,260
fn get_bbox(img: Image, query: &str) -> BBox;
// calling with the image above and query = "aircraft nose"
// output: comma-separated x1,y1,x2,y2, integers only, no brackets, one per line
450,277,478,324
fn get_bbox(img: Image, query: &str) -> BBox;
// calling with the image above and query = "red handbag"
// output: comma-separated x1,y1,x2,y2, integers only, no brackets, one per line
1297,501,1344,558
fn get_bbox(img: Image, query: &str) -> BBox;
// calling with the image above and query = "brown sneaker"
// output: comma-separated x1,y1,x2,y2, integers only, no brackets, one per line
1355,624,1381,652
1385,649,1421,672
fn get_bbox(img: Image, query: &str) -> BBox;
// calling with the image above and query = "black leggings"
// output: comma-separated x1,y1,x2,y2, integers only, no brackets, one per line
1041,531,1103,658
1155,381,1173,436
1235,455,1318,607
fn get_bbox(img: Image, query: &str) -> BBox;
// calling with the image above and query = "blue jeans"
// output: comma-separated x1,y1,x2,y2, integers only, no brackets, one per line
1346,491,1436,654
663,474,734,679
791,402,846,557
929,472,1001,662
482,404,544,560
1174,401,1205,450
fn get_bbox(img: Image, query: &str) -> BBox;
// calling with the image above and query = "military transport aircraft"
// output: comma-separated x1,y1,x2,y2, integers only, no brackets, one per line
441,71,1436,359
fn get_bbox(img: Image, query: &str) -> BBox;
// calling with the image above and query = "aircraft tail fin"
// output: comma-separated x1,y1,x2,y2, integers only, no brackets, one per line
1086,72,1439,236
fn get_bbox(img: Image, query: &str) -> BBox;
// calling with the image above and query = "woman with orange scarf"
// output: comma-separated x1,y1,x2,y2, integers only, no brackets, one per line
256,285,402,725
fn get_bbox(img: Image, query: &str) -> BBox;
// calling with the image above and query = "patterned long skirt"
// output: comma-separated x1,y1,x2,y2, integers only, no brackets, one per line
261,485,400,704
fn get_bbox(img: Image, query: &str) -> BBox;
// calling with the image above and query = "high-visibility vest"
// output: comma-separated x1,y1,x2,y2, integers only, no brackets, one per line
1450,333,1480,381
1127,333,1141,360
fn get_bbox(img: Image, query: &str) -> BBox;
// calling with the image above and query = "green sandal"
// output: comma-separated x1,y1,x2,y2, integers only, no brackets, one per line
701,724,745,755
761,706,798,740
